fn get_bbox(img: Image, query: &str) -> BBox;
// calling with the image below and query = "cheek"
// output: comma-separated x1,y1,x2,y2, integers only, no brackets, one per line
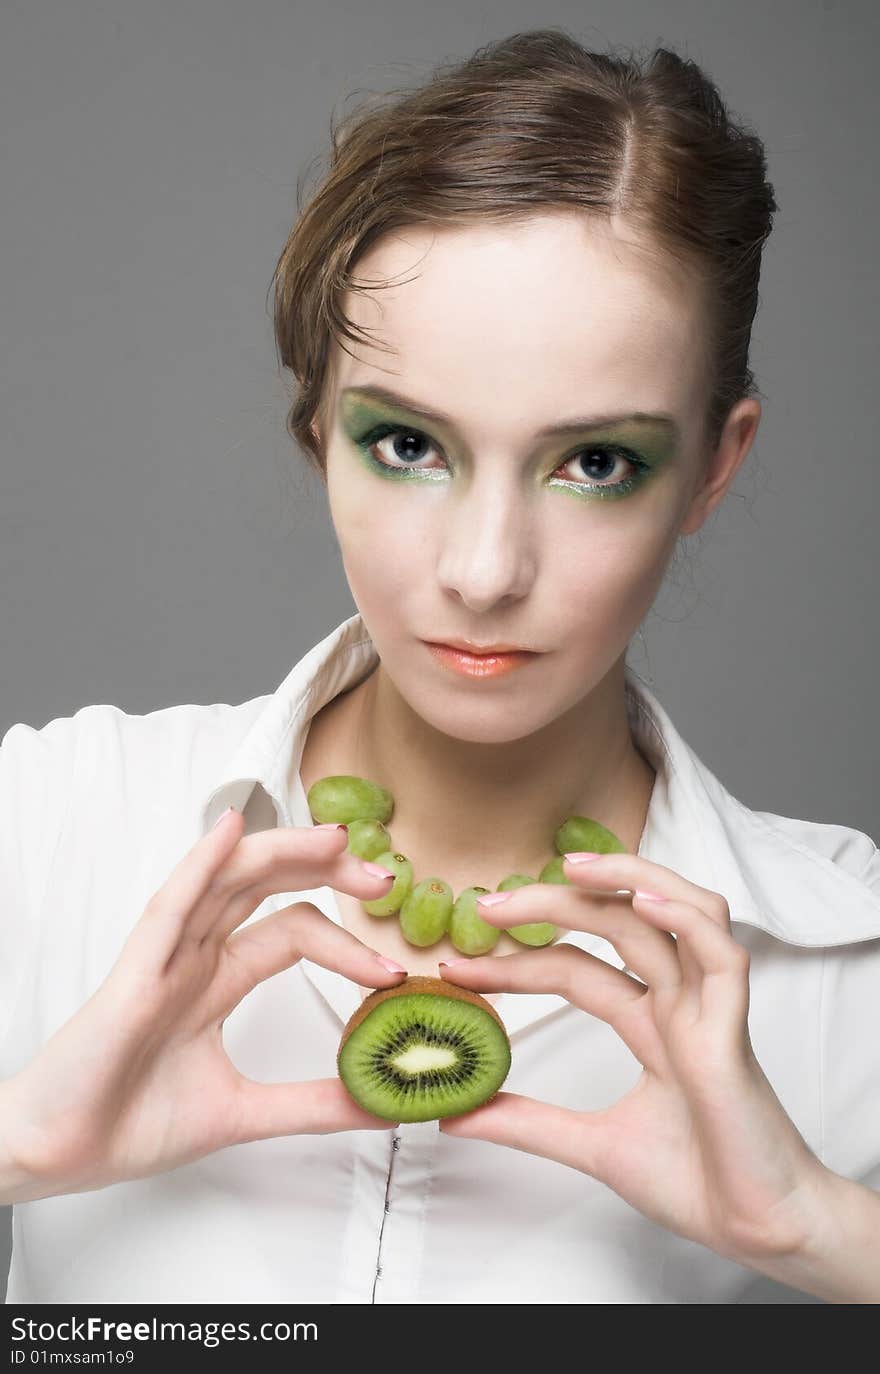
533,519,674,708
326,464,427,598
549,511,676,630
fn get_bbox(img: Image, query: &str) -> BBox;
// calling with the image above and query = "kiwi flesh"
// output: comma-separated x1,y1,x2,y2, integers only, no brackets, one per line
337,974,511,1123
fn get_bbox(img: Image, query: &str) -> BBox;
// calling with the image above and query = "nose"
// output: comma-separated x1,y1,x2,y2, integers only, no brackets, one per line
434,475,537,614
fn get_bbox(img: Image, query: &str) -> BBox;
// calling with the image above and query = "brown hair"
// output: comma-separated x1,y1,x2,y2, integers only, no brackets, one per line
269,28,778,479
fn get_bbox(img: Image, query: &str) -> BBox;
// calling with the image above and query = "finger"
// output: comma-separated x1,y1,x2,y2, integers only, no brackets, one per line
561,853,732,931
439,947,667,1076
134,805,249,965
207,899,408,1020
561,851,730,987
476,883,682,993
231,1074,400,1143
440,1090,611,1181
633,892,752,1022
194,823,398,945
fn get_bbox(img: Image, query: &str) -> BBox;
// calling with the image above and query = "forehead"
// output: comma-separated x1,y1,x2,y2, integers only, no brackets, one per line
332,211,706,420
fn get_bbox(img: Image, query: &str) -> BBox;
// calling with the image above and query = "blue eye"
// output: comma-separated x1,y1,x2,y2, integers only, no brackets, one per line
354,422,651,498
553,445,649,497
356,424,446,477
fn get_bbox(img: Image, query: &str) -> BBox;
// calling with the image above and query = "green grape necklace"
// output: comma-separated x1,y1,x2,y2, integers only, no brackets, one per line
306,774,625,958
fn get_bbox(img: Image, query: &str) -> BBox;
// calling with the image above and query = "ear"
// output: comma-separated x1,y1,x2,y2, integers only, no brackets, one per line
308,416,329,485
679,397,762,537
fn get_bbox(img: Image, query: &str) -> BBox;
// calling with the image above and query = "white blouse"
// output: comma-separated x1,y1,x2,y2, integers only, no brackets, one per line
2,611,879,1304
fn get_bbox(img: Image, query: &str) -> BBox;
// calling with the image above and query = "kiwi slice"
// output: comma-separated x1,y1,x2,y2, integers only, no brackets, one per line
337,974,511,1123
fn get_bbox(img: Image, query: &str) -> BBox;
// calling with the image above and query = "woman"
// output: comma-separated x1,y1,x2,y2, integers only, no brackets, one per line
2,31,879,1305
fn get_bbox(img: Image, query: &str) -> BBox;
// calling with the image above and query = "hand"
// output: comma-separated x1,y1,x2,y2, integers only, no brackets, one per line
5,813,405,1201
437,853,828,1265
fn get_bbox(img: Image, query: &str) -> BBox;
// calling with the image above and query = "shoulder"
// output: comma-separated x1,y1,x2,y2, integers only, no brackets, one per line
626,671,880,933
748,806,880,897
1,695,268,813
684,770,880,945
0,695,269,932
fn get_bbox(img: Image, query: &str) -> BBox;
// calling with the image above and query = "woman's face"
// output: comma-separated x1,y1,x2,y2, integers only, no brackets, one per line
314,211,750,745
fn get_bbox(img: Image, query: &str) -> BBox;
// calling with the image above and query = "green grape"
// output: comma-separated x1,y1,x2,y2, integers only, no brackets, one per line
496,873,557,946
553,815,625,857
538,855,574,886
449,886,501,956
307,775,394,826
346,818,392,862
399,877,454,947
508,922,558,946
497,873,538,890
361,851,413,916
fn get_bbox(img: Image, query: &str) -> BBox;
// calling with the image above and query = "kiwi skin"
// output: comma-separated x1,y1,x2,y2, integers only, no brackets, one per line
337,974,510,1121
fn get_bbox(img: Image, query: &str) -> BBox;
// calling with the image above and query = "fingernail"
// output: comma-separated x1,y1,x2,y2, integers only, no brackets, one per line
564,851,602,864
211,806,237,830
634,889,668,903
315,822,349,832
439,958,469,970
374,954,407,974
476,892,512,908
362,861,395,881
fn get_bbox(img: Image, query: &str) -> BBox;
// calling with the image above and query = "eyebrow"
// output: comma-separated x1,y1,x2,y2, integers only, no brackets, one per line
341,384,680,441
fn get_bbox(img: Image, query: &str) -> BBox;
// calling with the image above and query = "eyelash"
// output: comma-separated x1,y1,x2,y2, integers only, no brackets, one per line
354,423,651,499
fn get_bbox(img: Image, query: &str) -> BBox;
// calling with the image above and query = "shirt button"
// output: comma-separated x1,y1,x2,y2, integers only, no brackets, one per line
392,1135,401,1150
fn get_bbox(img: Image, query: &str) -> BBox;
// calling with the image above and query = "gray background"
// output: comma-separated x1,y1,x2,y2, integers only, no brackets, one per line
3,0,875,1304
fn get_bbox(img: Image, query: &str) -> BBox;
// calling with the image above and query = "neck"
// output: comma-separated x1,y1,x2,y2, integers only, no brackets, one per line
300,654,657,892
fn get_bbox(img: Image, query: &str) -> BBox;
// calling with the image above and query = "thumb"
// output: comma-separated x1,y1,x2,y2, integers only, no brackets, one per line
440,1091,596,1174
232,1075,399,1143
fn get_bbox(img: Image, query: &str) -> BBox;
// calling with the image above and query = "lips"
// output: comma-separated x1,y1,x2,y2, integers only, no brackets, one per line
426,640,534,656
424,641,537,679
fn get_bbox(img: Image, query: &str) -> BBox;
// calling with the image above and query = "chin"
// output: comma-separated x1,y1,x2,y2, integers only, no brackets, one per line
400,679,566,746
